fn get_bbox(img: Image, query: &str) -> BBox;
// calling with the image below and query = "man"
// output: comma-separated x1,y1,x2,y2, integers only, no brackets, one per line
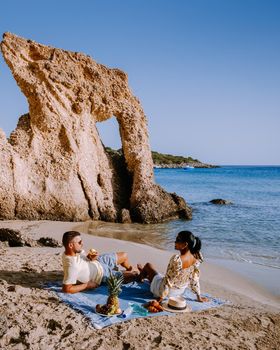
62,231,137,293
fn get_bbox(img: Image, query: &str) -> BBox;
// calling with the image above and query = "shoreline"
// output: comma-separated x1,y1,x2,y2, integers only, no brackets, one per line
208,258,280,299
0,219,279,309
77,221,280,300
1,220,280,349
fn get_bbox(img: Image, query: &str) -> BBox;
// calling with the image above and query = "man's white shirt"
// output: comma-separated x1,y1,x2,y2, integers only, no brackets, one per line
62,250,103,285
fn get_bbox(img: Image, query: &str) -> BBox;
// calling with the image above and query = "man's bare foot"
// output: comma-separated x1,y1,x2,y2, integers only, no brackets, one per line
122,271,139,283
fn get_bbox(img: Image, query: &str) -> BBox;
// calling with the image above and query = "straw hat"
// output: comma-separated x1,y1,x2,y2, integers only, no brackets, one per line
162,296,191,313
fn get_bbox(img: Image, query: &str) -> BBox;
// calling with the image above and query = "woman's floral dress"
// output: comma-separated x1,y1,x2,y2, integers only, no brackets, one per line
159,254,201,298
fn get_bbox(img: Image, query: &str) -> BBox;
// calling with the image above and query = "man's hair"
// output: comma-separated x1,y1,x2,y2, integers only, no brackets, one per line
62,231,81,247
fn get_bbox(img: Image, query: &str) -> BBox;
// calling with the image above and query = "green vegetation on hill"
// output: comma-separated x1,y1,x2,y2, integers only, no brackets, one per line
105,147,122,156
105,147,203,165
151,151,198,165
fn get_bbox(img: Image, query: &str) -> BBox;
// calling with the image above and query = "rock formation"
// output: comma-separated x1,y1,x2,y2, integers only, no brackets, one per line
210,199,233,205
0,228,61,247
0,32,192,223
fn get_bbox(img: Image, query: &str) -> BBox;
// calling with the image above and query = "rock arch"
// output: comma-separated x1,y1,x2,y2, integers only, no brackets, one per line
0,32,191,223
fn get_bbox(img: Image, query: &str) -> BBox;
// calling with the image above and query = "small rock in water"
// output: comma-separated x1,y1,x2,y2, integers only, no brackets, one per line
210,199,233,205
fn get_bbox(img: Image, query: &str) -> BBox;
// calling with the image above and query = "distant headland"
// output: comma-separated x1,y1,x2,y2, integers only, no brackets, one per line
152,151,218,168
106,148,218,169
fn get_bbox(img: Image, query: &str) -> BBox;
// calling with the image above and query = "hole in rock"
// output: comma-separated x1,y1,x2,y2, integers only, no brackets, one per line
0,55,29,137
96,116,132,212
96,116,121,151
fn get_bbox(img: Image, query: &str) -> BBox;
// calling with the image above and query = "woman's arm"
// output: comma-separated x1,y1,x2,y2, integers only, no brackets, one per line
159,255,181,298
190,264,209,302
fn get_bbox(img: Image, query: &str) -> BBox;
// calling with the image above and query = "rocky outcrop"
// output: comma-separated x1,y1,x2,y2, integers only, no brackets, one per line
0,33,192,223
37,237,62,247
0,228,61,247
210,199,233,205
0,228,36,247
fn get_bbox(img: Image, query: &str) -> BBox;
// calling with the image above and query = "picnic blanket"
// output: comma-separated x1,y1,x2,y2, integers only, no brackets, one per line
48,281,226,329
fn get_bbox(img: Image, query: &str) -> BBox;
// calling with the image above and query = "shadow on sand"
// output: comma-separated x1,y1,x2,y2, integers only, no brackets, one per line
0,270,63,289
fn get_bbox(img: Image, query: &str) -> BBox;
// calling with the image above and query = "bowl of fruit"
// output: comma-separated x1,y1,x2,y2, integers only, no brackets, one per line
95,273,123,316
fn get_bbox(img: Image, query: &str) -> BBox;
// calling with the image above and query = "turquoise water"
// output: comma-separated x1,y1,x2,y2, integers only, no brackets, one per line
154,166,280,269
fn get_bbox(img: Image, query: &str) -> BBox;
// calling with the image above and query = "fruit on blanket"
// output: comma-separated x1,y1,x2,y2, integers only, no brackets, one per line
106,273,124,315
150,300,160,308
95,273,124,315
148,305,159,313
96,304,109,314
144,300,163,313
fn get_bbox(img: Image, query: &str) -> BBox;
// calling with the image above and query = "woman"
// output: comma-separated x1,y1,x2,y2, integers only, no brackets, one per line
138,230,208,302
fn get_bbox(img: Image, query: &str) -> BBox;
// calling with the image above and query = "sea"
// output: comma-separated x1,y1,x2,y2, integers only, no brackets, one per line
154,166,280,269
86,166,280,270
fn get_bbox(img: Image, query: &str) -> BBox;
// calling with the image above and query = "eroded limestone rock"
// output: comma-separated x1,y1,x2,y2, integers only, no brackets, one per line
0,32,192,223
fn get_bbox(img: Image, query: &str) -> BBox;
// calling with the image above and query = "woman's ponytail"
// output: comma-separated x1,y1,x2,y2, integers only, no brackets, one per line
190,236,201,254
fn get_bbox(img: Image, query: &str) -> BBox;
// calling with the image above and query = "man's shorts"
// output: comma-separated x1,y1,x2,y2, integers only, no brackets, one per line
97,253,122,283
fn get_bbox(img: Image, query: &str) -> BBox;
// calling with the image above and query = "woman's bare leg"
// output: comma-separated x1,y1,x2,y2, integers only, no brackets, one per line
116,252,133,271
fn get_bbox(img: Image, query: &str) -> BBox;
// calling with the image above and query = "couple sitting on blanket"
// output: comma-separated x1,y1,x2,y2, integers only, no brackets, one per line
62,230,208,302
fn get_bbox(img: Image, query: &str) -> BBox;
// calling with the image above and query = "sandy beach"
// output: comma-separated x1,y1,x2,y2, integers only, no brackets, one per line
0,220,279,350
1,1,279,349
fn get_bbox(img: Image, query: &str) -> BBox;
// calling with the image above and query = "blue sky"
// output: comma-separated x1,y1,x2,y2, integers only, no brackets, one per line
0,0,279,165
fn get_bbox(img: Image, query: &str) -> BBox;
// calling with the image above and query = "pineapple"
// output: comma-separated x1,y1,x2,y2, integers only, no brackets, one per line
106,272,124,315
